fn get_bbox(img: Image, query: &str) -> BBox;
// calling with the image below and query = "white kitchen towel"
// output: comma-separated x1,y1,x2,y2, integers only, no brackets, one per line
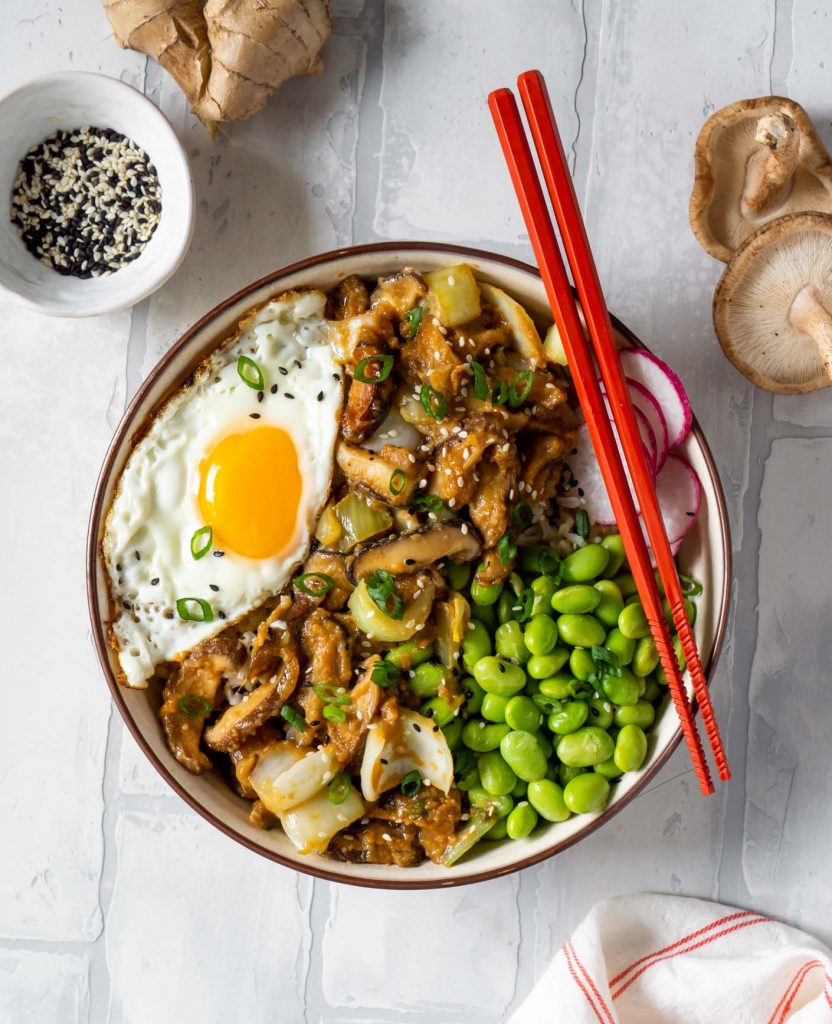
511,894,832,1023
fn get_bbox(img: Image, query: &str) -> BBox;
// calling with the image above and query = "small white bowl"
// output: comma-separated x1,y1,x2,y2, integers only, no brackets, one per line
0,72,194,318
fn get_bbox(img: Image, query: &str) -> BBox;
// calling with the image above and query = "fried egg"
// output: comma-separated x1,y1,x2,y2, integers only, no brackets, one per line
104,289,343,687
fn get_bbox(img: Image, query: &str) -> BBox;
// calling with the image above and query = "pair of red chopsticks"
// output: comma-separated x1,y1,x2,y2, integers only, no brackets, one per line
489,72,729,794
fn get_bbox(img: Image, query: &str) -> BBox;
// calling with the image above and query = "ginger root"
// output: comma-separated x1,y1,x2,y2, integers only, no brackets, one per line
103,0,331,133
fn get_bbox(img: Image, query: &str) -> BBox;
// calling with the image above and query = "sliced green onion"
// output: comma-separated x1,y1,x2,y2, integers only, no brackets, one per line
371,659,400,687
679,573,704,597
470,360,488,401
354,353,394,384
512,502,533,530
508,369,534,408
518,587,535,622
537,548,561,576
293,572,335,596
409,493,445,514
175,597,214,622
366,569,404,620
323,704,347,723
190,525,213,560
575,508,590,540
329,771,352,804
569,680,596,699
491,381,509,406
312,684,351,706
389,469,407,495
497,531,518,565
533,693,563,714
237,355,264,390
401,769,421,797
420,383,447,421
177,695,213,718
404,305,424,337
280,705,308,732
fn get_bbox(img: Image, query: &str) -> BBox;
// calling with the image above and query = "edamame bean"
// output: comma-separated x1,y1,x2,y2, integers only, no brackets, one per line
662,596,696,628
569,647,596,682
564,772,611,813
524,614,559,656
557,614,606,648
594,756,623,780
601,534,627,577
462,620,492,672
500,731,548,782
551,585,601,615
642,676,662,703
463,675,485,715
444,561,472,591
469,787,514,818
539,674,577,700
606,627,635,665
529,575,558,616
601,668,640,707
505,695,542,732
527,779,571,822
587,696,614,729
556,726,615,767
506,802,539,839
470,574,503,607
593,579,625,627
561,543,610,583
462,719,511,752
613,572,638,597
512,778,528,799
420,696,456,726
614,701,655,729
558,764,586,786
519,544,560,576
470,601,498,632
409,662,446,698
632,636,659,677
485,817,509,840
386,640,435,669
527,647,570,679
547,700,589,735
482,693,510,723
478,751,518,796
613,724,648,772
636,674,646,697
442,717,463,749
473,656,526,697
457,767,480,791
618,601,651,639
497,589,521,625
495,620,530,662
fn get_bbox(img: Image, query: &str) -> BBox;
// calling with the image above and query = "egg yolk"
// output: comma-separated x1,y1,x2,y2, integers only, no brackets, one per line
198,426,302,559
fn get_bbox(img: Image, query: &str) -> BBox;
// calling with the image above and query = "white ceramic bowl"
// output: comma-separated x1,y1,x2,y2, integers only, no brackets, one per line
0,72,194,317
88,243,731,889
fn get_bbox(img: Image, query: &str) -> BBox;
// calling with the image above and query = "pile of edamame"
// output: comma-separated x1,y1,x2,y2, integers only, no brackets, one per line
411,531,698,853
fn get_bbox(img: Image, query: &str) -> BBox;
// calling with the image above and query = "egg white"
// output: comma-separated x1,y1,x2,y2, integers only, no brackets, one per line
104,289,343,688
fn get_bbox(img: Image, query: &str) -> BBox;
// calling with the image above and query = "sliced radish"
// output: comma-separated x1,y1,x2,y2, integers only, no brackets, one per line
642,454,702,552
565,419,654,526
619,349,692,449
627,378,670,471
633,407,657,478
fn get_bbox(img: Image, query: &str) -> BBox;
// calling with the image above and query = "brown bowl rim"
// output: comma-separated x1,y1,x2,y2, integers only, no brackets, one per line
86,240,732,890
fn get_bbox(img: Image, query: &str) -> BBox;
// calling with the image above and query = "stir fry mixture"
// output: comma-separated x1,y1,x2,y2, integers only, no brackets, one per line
143,264,699,867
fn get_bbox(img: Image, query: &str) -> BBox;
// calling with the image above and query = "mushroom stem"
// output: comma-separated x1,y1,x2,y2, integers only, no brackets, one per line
740,112,800,219
789,285,832,381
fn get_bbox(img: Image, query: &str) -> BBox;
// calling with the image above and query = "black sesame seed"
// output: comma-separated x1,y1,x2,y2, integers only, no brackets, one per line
270,384,278,394
279,367,288,376
150,577,160,586
285,393,295,400
250,413,261,419
412,723,422,732
213,550,225,558
380,758,389,765
317,391,324,401
332,373,340,381
686,511,695,517
116,563,123,572
257,391,264,403
404,558,416,566
209,584,219,592
578,488,585,497
218,611,227,620
294,359,302,369
134,550,141,560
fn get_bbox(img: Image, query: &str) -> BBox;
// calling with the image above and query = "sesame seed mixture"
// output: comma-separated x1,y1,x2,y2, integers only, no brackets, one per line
10,126,161,278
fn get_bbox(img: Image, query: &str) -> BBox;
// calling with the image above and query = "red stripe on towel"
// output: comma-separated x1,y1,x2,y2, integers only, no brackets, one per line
568,941,615,1024
563,941,609,1024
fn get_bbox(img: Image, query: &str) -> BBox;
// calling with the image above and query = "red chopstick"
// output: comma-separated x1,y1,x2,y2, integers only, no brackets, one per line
488,87,715,795
517,70,729,782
